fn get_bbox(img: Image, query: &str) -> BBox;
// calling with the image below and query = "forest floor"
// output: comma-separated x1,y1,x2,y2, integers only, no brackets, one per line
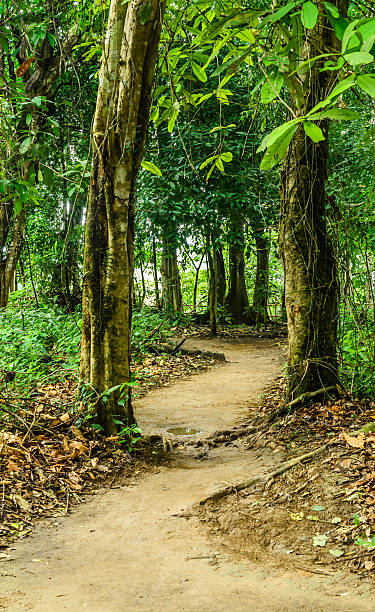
0,336,374,610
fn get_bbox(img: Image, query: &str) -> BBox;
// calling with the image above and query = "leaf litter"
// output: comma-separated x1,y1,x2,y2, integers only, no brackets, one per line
0,348,221,550
196,379,375,578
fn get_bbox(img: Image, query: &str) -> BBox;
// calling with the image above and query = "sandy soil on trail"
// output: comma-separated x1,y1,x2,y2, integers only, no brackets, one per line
1,338,374,611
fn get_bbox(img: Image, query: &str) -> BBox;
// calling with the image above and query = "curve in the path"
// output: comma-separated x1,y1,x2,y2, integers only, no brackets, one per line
0,338,373,612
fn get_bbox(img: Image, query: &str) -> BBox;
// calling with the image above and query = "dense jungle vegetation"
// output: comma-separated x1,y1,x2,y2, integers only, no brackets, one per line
1,0,375,432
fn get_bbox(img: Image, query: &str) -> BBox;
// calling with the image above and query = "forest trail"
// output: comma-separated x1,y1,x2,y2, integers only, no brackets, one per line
0,338,373,612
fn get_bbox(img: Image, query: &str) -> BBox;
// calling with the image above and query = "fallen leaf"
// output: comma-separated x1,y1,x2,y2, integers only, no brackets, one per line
290,512,304,521
342,432,365,449
364,560,375,570
329,549,344,557
313,534,328,547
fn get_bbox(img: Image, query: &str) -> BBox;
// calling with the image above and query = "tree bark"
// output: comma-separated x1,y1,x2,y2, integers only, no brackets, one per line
80,0,164,434
279,0,346,400
225,225,250,324
252,230,269,325
0,207,25,307
207,235,217,337
161,238,183,313
152,237,161,310
215,246,226,308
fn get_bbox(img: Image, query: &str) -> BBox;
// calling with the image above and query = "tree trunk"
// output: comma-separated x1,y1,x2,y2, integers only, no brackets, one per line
207,236,217,337
193,252,205,312
252,231,269,325
152,237,161,310
279,1,346,400
161,238,183,313
215,246,226,308
0,29,77,307
0,207,25,307
80,0,164,434
225,225,250,324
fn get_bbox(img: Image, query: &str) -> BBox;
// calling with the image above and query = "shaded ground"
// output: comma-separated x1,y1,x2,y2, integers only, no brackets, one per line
0,338,374,611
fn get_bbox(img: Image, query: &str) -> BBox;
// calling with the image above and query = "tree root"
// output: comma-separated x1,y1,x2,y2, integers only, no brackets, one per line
198,443,329,506
256,385,339,427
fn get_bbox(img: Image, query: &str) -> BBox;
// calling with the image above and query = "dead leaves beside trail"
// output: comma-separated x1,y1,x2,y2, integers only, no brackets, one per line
0,382,136,547
133,352,220,397
199,385,375,578
0,349,221,549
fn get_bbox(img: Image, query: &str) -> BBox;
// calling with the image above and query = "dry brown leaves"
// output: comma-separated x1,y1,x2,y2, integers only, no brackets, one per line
0,382,138,547
170,322,287,339
133,352,220,397
0,348,220,548
251,389,375,575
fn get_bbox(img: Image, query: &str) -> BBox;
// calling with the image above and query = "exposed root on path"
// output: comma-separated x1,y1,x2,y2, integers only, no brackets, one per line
198,443,329,505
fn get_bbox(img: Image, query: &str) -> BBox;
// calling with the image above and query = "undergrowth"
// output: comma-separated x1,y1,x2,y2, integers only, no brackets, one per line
0,293,190,390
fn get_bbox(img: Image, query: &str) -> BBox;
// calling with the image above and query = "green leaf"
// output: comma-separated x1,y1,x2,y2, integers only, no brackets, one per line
260,124,298,171
200,154,216,170
323,2,339,18
301,1,319,29
357,74,375,97
215,158,224,172
313,534,328,547
47,33,55,47
192,62,207,82
312,505,325,511
344,51,374,66
260,71,284,104
331,517,342,524
31,96,42,107
303,121,325,142
211,48,252,78
19,136,32,154
220,152,233,162
139,2,151,25
257,118,300,153
14,199,23,215
262,1,298,27
167,108,179,133
141,160,162,176
26,113,32,127
328,75,356,99
307,75,355,114
308,108,360,120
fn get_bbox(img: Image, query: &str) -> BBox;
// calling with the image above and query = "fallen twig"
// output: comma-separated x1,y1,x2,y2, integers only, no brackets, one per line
170,337,186,356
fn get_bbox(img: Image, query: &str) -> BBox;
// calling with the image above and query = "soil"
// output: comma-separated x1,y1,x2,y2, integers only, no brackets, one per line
0,337,374,611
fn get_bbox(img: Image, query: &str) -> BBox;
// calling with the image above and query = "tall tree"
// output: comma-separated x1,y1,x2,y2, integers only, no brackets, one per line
0,3,77,307
80,0,164,434
279,0,348,400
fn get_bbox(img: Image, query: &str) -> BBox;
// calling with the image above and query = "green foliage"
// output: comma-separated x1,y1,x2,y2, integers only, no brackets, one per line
0,293,81,387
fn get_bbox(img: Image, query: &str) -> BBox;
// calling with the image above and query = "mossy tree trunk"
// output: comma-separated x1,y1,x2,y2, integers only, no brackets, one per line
225,224,250,324
207,234,217,337
279,0,346,401
252,230,269,325
80,0,164,434
214,246,226,308
161,237,183,313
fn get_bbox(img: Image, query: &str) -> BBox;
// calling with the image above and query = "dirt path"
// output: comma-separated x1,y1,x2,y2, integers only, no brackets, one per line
1,338,373,611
